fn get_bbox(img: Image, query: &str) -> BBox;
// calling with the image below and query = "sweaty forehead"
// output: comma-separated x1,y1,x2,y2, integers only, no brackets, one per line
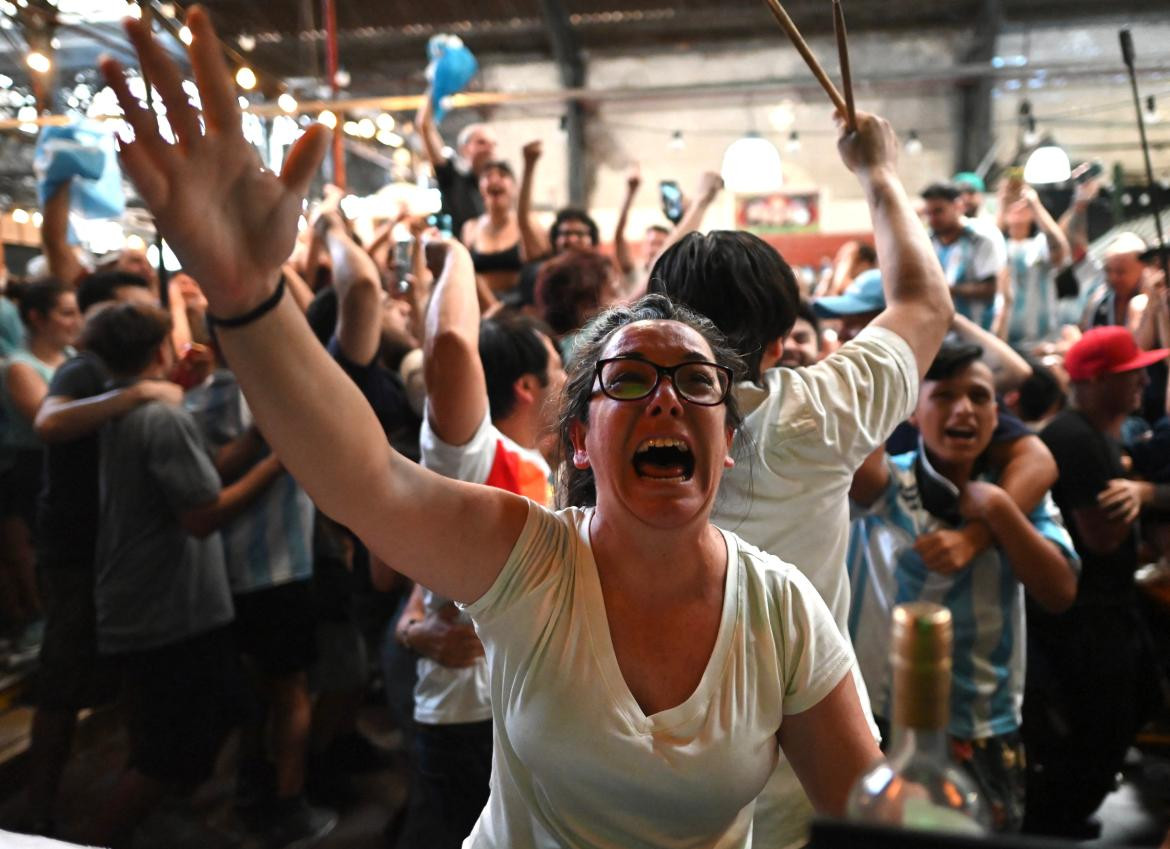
602,319,714,361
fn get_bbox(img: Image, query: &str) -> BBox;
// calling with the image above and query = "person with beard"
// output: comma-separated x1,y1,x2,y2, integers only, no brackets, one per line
1027,327,1170,837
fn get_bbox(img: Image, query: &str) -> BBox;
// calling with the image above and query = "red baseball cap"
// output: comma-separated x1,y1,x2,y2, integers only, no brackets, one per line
1065,326,1168,382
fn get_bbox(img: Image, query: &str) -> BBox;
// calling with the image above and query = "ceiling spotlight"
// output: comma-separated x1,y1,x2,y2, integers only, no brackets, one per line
32,211,42,228
12,209,29,224
1145,95,1160,125
669,129,684,151
235,66,257,90
333,68,351,89
376,113,396,131
178,26,193,46
27,51,51,74
317,109,337,129
278,92,298,113
159,2,176,17
786,130,801,153
237,33,256,52
356,117,376,139
905,130,923,155
342,120,359,136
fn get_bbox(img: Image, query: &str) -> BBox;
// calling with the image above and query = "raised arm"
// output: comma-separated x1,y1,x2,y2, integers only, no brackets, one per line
950,312,1032,392
613,165,640,274
1060,178,1100,263
628,171,722,300
847,113,954,378
42,181,84,288
415,85,448,169
661,171,721,257
424,241,487,445
102,6,526,604
323,214,382,366
1022,186,1069,269
518,140,551,261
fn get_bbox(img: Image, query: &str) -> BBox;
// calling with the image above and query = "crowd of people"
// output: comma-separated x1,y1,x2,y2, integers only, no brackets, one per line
0,7,1169,849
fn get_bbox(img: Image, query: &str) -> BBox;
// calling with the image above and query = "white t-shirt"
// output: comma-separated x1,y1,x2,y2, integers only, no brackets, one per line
461,502,854,849
712,325,918,848
416,411,553,725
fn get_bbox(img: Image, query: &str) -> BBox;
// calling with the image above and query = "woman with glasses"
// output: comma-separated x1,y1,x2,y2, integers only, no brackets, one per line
100,10,879,846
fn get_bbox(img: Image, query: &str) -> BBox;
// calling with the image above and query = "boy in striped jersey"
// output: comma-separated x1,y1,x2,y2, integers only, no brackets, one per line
847,342,1079,832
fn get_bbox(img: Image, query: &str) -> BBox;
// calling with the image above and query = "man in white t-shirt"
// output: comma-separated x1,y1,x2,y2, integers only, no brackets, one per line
651,113,955,848
392,241,564,848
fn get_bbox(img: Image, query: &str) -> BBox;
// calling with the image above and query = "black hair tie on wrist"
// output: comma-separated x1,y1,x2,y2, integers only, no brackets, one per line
206,275,286,329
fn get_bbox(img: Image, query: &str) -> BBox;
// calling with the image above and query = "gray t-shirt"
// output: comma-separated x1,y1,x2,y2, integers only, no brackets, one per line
95,398,233,654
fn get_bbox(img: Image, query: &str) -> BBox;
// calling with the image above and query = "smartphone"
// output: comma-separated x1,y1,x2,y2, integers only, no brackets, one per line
427,213,454,239
1072,160,1104,184
660,180,684,224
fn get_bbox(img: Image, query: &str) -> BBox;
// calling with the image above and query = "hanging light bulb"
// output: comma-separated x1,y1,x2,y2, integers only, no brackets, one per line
376,113,396,131
277,92,298,114
27,51,51,73
1023,135,1071,184
786,130,801,153
905,130,923,155
237,33,256,52
669,129,685,151
318,109,338,129
11,208,30,224
235,67,257,90
721,132,783,193
1145,95,1160,125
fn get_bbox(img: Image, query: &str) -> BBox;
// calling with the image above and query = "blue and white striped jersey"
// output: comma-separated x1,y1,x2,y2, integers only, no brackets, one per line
186,370,314,594
847,450,1078,740
932,224,1003,332
1006,234,1059,350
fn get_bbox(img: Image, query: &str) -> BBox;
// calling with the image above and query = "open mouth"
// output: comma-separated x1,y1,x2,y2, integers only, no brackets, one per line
633,437,695,482
943,426,978,442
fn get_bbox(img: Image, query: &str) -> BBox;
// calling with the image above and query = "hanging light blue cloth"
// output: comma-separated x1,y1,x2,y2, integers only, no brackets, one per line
427,35,478,123
35,121,125,237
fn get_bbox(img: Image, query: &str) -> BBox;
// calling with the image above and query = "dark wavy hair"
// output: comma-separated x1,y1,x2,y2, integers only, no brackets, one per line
557,293,745,508
549,208,599,248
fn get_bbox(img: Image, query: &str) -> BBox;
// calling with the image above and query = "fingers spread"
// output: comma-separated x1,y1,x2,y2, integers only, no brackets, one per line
125,17,202,147
186,5,241,136
101,56,169,162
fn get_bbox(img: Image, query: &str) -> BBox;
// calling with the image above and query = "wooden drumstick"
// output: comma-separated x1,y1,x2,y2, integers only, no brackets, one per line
761,0,848,116
833,0,858,131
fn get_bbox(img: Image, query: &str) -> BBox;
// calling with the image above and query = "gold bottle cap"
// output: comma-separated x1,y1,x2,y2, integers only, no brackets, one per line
891,602,952,731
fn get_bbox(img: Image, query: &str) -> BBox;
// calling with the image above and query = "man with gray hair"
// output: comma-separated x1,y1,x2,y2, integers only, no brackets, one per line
416,88,499,237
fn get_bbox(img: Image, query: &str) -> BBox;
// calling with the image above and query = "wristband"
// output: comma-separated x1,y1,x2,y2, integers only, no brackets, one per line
206,275,285,329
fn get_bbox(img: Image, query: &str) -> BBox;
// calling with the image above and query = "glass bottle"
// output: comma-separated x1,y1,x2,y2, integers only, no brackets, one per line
846,602,990,833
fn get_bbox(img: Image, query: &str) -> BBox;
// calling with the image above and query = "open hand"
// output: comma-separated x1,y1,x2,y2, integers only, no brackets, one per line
101,6,330,317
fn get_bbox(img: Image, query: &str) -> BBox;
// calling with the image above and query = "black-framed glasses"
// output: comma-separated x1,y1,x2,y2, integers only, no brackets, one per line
594,357,733,406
